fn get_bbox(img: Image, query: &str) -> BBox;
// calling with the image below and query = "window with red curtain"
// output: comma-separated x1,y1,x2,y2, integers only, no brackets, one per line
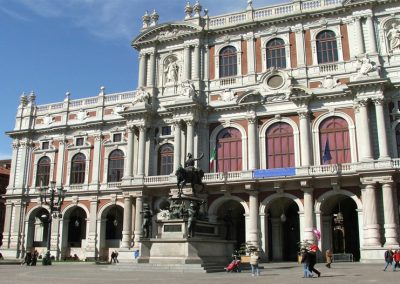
36,156,51,187
266,122,295,168
158,143,174,175
216,128,242,172
319,116,350,164
70,153,86,184
395,124,400,157
107,149,124,182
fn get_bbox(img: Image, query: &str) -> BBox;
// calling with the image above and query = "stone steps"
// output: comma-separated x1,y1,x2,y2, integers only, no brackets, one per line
101,262,227,273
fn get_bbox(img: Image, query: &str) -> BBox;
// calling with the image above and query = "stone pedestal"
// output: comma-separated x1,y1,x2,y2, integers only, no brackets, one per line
137,238,234,264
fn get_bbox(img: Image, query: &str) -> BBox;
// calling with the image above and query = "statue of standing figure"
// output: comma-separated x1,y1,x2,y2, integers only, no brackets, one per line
388,23,400,52
141,203,153,238
164,57,179,84
186,202,197,238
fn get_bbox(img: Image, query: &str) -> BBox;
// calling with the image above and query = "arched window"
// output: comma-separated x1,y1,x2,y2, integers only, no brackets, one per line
219,46,237,78
70,153,86,184
107,150,124,182
36,156,51,187
216,128,242,172
316,30,338,64
395,124,400,157
319,117,350,164
266,38,286,69
158,144,174,175
266,122,294,168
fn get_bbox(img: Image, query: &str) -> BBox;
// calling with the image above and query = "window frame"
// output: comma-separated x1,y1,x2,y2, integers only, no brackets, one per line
35,156,51,187
266,38,287,69
70,153,86,185
107,149,124,182
219,46,238,78
316,30,338,64
158,143,174,175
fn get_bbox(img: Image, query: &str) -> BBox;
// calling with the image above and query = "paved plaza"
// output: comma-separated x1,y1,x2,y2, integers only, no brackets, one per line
0,262,397,284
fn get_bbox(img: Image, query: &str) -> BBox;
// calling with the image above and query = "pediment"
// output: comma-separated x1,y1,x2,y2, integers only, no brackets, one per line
237,91,263,105
132,23,202,47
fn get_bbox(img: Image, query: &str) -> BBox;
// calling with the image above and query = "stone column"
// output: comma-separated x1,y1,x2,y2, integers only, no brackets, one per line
133,196,143,247
148,52,156,86
366,15,377,54
138,53,147,88
121,195,133,248
248,191,259,247
382,182,399,246
10,201,24,251
193,45,200,80
186,120,194,156
361,183,381,246
9,141,19,188
137,126,147,177
86,197,98,256
302,187,314,241
271,217,283,260
183,46,191,81
353,16,365,55
246,35,255,74
293,25,306,66
298,111,312,166
173,121,182,172
55,138,66,186
357,100,373,161
2,202,13,248
373,98,390,160
203,45,209,81
247,117,258,170
124,127,134,178
91,133,102,190
16,140,30,188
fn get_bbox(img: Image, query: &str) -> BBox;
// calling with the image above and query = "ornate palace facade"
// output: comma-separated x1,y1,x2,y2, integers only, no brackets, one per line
2,0,400,262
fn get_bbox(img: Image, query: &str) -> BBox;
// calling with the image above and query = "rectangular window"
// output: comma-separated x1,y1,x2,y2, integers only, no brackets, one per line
161,126,172,136
76,137,84,146
42,141,49,150
113,133,122,143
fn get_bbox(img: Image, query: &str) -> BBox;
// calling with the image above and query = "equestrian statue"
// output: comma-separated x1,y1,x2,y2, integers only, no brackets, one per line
175,152,204,196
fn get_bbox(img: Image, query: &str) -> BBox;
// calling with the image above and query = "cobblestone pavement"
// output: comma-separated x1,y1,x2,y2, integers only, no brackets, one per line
0,262,398,284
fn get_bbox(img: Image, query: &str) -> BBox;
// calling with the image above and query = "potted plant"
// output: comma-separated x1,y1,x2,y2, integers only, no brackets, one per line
237,242,258,263
297,240,313,263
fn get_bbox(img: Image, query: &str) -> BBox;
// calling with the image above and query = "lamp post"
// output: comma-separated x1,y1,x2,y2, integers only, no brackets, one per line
40,180,66,265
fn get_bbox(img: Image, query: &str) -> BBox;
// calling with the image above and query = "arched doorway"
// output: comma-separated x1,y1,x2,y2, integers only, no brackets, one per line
216,200,245,250
267,197,300,261
319,195,360,261
60,206,88,260
99,204,123,261
26,207,50,252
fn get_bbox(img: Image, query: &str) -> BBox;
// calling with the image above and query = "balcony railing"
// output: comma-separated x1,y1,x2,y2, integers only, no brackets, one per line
27,159,400,195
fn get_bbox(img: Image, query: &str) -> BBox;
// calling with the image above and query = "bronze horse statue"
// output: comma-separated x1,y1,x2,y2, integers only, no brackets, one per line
175,165,204,196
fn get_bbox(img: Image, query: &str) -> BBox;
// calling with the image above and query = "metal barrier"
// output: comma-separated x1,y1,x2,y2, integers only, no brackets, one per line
332,253,353,262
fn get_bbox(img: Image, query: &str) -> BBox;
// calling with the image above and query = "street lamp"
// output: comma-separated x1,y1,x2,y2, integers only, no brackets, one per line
40,180,66,265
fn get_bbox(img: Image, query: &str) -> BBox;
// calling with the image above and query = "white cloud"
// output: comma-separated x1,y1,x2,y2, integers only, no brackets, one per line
2,0,280,40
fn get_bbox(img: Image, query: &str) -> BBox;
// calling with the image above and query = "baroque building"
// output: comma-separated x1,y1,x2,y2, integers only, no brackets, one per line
2,0,400,262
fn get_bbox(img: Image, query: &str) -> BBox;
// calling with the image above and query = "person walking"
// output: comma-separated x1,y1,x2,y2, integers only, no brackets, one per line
308,244,321,277
383,248,394,271
250,251,260,276
325,249,333,269
394,250,400,270
300,249,312,278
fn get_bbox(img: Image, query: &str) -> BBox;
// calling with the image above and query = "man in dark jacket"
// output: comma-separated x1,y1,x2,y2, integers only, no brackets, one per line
383,248,394,271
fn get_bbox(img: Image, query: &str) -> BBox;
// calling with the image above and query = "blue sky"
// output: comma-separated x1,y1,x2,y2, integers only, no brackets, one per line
0,0,278,159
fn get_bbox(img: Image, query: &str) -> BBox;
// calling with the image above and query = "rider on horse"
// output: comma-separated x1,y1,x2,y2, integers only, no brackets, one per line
184,152,204,174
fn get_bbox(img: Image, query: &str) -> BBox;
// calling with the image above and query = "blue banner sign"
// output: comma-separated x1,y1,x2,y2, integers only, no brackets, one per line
253,168,296,179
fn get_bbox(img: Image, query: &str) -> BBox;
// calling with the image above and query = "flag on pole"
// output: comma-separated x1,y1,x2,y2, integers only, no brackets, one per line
209,147,217,169
322,139,332,164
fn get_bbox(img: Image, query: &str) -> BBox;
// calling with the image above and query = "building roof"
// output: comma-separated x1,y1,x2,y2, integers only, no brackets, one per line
0,167,10,175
